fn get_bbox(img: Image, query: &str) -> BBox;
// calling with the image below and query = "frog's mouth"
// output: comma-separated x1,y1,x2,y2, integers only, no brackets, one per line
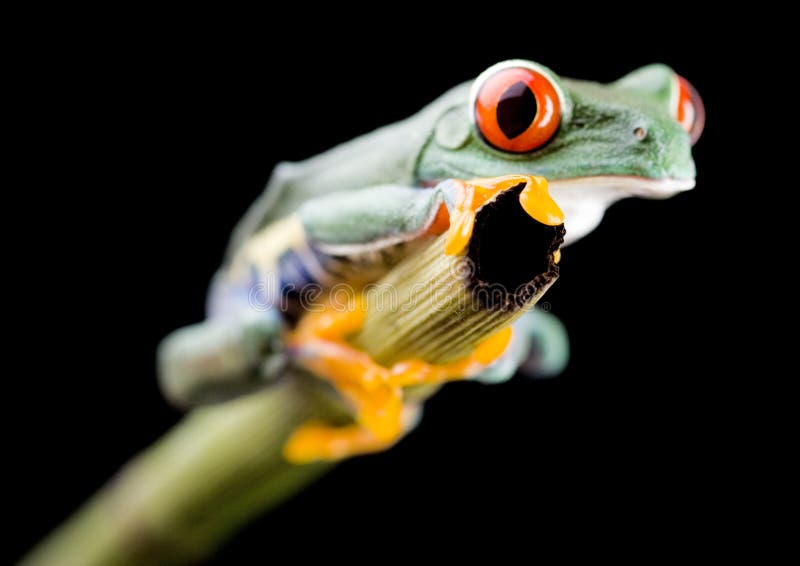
424,174,695,198
466,183,564,311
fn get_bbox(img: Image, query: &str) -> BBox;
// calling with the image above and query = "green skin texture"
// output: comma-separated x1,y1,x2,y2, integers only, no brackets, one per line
160,60,697,405
228,61,694,251
420,68,694,182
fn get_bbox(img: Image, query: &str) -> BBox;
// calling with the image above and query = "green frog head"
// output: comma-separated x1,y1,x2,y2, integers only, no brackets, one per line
417,59,704,243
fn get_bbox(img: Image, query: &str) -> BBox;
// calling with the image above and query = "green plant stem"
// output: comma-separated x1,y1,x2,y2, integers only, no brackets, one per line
21,375,339,566
24,227,557,564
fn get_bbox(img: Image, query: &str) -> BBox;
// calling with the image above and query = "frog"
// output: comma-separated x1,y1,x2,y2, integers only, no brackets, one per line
158,59,703,463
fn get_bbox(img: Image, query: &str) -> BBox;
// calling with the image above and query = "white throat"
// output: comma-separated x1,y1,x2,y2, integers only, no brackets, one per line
549,176,695,245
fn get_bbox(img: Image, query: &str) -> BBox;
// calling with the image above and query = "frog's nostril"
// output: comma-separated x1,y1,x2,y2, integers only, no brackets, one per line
633,127,647,140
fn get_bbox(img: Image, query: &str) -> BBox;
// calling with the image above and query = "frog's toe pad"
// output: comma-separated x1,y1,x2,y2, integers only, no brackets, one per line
284,404,421,464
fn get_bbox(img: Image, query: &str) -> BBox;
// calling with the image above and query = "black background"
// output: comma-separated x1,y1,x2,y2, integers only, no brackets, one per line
11,16,745,563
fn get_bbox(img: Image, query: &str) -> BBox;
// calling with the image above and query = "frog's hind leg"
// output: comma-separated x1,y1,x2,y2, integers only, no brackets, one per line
158,313,285,407
283,303,410,463
284,299,510,463
284,402,422,464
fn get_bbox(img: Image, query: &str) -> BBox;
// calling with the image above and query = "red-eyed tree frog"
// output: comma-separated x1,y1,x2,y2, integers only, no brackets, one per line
159,59,703,463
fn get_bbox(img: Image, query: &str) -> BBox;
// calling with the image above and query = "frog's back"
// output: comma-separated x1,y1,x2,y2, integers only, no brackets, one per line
225,83,471,259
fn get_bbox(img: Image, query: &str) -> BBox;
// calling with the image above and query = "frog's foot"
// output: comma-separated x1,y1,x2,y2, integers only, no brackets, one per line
284,404,421,464
444,174,564,256
283,298,513,463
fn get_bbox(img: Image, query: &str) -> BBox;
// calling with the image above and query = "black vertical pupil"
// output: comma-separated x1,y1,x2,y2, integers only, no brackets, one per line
496,81,538,139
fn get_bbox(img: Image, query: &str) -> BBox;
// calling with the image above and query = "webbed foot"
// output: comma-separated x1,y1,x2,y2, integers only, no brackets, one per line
283,297,513,463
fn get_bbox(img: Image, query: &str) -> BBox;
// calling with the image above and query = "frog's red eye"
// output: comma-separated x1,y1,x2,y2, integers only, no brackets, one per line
674,76,705,145
472,66,561,153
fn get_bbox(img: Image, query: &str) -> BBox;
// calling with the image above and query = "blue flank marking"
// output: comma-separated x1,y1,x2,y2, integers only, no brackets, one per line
278,249,316,300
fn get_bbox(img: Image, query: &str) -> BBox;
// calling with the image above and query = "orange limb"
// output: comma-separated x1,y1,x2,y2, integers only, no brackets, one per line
283,302,513,464
284,403,420,464
444,175,564,256
284,422,391,463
